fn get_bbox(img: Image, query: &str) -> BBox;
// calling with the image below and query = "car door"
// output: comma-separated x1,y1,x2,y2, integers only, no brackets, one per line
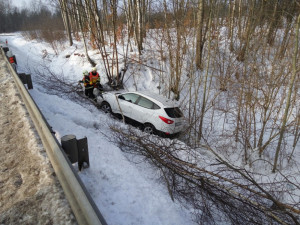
134,96,159,124
116,93,140,118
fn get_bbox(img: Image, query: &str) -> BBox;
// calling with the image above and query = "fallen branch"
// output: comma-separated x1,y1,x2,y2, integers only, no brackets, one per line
109,126,300,225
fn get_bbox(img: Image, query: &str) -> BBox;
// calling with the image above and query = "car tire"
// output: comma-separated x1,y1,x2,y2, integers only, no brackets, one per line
101,102,112,114
144,123,156,135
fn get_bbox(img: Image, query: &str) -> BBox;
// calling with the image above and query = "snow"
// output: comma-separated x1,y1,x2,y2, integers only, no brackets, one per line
0,33,196,225
2,28,299,224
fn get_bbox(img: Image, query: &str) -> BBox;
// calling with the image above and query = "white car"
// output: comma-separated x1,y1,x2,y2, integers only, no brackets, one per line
98,91,184,136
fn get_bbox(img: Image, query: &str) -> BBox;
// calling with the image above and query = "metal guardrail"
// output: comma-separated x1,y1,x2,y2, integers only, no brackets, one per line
1,48,107,225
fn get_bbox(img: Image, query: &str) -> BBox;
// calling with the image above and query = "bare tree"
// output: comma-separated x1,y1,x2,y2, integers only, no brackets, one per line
266,0,280,46
74,0,95,66
273,14,300,173
236,0,256,62
58,0,73,46
195,0,205,70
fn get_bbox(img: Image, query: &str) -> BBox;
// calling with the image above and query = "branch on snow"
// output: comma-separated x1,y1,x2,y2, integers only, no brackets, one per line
32,64,82,98
109,126,300,225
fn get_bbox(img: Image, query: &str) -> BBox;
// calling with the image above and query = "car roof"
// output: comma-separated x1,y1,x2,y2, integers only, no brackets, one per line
134,91,179,108
105,90,180,107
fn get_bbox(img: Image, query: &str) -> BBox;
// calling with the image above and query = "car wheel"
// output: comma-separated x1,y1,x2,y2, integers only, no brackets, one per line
101,102,112,113
144,123,156,135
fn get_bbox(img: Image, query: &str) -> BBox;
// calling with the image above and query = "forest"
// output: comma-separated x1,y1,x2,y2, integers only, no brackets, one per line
1,0,300,224
55,0,300,169
0,1,63,32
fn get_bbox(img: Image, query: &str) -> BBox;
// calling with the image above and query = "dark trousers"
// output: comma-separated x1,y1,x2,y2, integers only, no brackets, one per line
86,88,94,98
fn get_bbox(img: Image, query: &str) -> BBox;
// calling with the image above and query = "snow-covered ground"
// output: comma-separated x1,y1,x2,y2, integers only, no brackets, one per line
0,34,197,225
2,29,299,224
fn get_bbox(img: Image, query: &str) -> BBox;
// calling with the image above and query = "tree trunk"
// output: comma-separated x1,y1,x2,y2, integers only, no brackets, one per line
228,0,236,52
198,13,212,141
75,0,95,66
59,0,73,46
272,14,300,173
137,0,144,54
111,0,120,82
267,0,279,45
236,0,256,62
195,0,204,70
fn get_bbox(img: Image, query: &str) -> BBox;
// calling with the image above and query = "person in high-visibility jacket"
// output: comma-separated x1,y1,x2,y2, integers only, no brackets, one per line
89,67,100,87
88,67,101,99
79,70,93,97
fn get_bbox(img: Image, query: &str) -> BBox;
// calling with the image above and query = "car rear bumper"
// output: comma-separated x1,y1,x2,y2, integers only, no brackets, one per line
158,122,184,135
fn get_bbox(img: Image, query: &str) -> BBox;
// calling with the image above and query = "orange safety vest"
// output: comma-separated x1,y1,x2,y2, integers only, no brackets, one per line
9,57,15,64
89,72,100,86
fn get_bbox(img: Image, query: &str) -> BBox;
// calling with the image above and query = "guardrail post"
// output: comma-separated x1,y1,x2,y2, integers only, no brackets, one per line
61,135,78,164
2,47,9,53
61,135,90,171
77,137,90,171
18,73,27,84
26,74,33,89
17,73,33,89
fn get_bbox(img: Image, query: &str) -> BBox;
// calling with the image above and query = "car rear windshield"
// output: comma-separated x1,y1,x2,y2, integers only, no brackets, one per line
164,107,183,118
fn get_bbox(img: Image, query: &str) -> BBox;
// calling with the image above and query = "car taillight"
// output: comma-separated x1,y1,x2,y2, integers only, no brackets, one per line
159,116,174,124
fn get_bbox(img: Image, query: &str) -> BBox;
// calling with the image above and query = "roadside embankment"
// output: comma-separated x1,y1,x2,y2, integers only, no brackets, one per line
0,53,76,224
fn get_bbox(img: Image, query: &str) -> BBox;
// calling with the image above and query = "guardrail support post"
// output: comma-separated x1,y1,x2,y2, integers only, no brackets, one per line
77,137,90,171
17,73,33,89
61,135,90,171
26,74,33,89
18,73,27,84
61,135,78,164
2,47,9,53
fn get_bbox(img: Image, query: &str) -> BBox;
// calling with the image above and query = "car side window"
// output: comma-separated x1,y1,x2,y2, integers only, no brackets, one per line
136,97,160,109
120,93,139,103
118,95,125,100
153,103,160,109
